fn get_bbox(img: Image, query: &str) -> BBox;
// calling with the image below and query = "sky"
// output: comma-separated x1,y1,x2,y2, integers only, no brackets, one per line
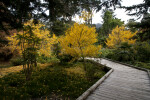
73,0,144,24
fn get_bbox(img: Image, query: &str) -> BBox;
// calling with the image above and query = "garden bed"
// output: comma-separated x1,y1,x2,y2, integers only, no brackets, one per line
0,61,108,100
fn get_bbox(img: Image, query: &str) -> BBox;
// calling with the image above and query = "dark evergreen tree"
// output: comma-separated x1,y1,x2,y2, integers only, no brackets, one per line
122,0,150,41
0,0,42,34
97,0,122,11
97,9,124,46
99,10,124,36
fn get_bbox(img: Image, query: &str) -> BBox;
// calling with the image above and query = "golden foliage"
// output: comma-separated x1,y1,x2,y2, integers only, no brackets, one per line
59,23,102,59
106,26,137,48
65,66,85,76
7,20,58,57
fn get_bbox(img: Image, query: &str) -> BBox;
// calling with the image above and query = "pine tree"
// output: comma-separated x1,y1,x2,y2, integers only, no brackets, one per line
122,0,150,41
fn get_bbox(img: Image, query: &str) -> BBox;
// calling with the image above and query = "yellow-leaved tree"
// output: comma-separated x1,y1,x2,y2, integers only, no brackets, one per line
7,20,57,80
106,26,137,48
59,23,101,70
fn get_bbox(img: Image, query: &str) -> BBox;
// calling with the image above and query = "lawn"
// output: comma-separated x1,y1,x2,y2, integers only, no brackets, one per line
0,60,108,100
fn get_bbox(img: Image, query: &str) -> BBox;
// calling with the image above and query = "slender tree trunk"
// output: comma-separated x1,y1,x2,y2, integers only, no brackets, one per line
82,56,86,71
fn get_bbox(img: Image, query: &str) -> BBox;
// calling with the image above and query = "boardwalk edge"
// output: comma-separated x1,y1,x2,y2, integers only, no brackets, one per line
76,67,113,100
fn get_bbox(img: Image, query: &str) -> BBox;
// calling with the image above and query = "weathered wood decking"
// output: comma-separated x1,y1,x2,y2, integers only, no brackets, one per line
86,58,150,100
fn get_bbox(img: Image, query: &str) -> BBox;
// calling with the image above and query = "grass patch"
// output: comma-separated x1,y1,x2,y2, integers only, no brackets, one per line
0,61,107,100
122,61,150,70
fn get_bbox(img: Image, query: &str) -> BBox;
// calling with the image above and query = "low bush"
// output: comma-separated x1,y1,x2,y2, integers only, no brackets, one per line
37,55,60,64
10,57,24,66
134,42,150,62
135,62,150,70
99,48,114,58
100,42,150,70
58,54,75,64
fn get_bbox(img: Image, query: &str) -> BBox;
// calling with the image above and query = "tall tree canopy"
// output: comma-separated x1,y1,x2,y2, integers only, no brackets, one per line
59,23,101,62
0,0,101,32
99,10,124,36
122,0,150,41
0,0,44,33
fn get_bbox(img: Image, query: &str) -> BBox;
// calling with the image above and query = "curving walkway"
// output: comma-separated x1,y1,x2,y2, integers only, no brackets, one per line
86,58,150,100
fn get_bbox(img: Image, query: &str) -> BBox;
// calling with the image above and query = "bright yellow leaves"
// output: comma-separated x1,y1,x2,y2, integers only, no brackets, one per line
59,23,102,60
106,26,137,48
7,20,57,57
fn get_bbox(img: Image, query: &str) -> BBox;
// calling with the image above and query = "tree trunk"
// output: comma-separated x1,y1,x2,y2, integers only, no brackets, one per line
82,56,86,71
49,0,56,22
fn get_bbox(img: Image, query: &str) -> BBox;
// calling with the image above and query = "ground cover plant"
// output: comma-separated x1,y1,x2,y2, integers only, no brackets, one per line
0,60,107,100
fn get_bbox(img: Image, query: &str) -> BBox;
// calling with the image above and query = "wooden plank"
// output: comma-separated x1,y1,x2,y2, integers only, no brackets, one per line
94,88,150,100
104,77,150,86
88,93,116,100
99,82,150,93
96,84,150,97
100,81,150,90
92,90,141,100
86,95,111,100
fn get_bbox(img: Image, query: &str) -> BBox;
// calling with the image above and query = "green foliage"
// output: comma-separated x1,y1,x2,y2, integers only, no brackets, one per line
98,10,124,36
123,1,150,42
97,34,107,47
135,62,150,70
51,21,76,36
10,57,24,66
58,54,75,64
126,18,150,42
100,42,150,70
0,62,106,99
122,0,149,17
84,61,107,80
133,42,150,62
99,48,114,58
100,42,135,62
37,55,60,64
126,19,138,32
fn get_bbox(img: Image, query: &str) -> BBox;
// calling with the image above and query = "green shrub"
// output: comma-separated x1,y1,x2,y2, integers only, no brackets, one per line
99,48,114,58
10,57,24,66
111,50,134,62
135,62,150,70
134,42,150,62
58,54,75,64
37,55,60,64
100,43,135,62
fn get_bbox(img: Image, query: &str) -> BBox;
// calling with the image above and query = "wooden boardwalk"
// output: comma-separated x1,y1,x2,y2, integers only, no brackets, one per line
86,58,150,100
